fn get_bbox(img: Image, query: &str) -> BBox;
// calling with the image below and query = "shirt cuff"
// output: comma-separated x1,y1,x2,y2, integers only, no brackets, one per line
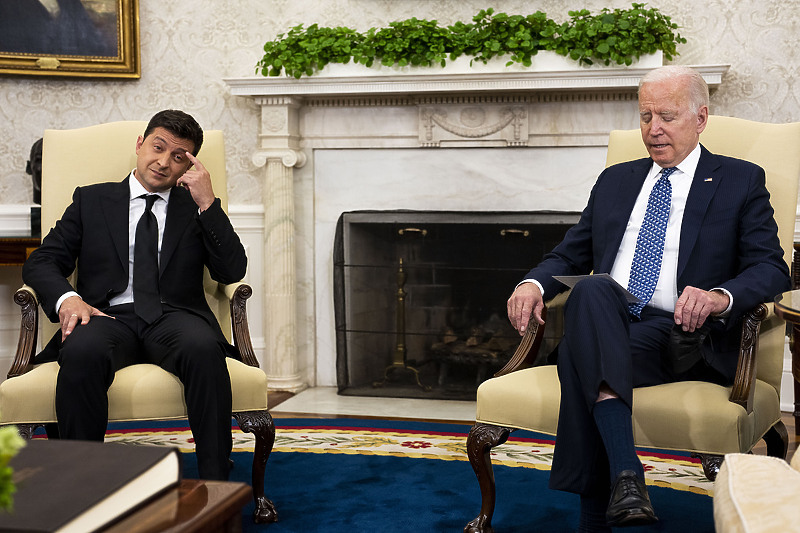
710,287,733,317
56,291,81,314
517,279,545,299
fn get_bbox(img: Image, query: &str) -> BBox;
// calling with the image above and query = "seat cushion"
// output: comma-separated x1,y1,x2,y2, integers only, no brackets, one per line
0,358,268,425
475,366,781,454
475,365,561,436
714,453,800,533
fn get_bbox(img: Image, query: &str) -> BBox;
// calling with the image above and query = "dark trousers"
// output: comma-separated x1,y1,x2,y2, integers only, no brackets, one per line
548,275,721,496
54,304,233,480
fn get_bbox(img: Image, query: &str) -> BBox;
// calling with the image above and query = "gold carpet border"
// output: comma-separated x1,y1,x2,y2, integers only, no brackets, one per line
104,426,713,496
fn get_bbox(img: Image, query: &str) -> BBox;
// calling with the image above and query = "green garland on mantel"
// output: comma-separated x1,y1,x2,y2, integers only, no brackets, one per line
256,3,686,79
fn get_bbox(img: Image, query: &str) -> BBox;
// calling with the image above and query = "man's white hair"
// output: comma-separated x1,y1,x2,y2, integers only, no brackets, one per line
639,65,709,114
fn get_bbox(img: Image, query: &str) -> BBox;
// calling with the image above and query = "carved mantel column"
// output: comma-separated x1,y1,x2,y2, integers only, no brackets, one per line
253,96,307,391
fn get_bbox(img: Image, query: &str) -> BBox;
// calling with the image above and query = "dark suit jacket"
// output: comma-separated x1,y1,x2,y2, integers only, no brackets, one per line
525,145,791,381
23,176,248,361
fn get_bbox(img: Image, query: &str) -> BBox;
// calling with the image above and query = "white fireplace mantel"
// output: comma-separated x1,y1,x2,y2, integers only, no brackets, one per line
225,63,733,392
226,63,729,99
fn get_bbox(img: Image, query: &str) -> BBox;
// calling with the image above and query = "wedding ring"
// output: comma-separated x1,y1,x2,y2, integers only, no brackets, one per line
71,314,77,317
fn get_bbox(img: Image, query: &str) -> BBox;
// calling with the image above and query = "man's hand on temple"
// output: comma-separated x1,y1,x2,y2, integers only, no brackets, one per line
507,282,545,335
58,295,111,341
178,153,215,212
674,286,730,332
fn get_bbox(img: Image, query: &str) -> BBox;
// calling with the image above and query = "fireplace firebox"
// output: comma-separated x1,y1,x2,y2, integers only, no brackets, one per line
333,210,580,400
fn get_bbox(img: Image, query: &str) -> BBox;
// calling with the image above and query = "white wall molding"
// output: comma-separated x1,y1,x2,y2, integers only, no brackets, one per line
0,205,36,237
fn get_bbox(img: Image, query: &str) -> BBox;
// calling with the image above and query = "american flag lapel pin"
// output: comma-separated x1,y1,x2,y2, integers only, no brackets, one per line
704,177,713,182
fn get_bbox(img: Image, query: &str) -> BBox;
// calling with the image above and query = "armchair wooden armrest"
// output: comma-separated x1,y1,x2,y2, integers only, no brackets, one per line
10,285,39,379
729,303,770,413
493,290,569,377
223,282,259,368
494,307,548,378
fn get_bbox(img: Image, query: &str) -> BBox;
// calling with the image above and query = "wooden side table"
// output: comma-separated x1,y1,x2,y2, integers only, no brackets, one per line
103,479,251,533
0,237,40,266
773,290,800,436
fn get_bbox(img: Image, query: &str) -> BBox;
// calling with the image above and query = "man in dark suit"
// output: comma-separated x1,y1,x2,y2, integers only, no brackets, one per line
507,66,790,531
22,110,247,481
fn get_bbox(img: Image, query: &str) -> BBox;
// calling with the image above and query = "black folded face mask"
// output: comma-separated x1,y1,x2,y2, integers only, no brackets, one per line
668,323,711,375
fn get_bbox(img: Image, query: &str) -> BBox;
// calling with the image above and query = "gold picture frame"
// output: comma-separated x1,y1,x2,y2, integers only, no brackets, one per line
0,0,140,79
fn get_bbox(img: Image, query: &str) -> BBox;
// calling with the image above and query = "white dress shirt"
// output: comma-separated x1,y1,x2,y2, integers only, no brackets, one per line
608,146,699,312
56,171,171,311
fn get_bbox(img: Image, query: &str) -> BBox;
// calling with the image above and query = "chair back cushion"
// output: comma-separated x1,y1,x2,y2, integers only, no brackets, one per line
606,116,800,393
40,121,232,342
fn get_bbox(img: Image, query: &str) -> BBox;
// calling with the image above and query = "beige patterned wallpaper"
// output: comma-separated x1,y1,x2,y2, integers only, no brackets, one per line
0,0,797,205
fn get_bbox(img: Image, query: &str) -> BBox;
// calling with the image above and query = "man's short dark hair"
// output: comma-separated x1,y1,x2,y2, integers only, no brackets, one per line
142,110,203,156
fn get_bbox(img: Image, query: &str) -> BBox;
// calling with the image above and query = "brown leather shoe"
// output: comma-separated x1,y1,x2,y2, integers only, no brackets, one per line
605,470,658,527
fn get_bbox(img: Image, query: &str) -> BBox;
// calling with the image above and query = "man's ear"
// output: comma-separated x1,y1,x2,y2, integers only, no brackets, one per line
135,135,144,154
696,106,709,134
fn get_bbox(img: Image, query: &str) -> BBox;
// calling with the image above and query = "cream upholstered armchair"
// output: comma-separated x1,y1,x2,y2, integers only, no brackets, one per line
0,121,277,524
464,116,800,533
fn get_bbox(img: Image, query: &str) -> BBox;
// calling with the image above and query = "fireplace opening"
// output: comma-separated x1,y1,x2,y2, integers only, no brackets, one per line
333,210,580,400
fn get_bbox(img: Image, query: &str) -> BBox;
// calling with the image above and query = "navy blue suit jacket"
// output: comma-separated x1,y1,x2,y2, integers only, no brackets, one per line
525,145,791,380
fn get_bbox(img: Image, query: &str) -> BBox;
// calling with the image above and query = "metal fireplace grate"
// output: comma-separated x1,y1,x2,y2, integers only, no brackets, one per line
333,210,579,400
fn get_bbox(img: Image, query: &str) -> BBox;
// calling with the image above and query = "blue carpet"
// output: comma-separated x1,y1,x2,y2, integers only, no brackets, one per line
159,418,713,533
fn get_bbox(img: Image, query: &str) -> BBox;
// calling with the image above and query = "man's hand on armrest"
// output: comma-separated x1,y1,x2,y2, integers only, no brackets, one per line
507,281,545,335
674,286,730,333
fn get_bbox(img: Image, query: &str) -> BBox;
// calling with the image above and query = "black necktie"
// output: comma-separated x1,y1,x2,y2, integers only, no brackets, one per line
133,194,162,323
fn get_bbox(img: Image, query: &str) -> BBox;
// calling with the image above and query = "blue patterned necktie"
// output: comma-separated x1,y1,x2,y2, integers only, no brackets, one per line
627,167,677,317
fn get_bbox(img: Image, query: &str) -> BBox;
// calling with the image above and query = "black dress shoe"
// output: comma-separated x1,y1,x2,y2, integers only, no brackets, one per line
606,470,658,527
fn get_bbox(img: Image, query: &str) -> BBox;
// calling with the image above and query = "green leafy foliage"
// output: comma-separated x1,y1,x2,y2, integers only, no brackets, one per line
256,3,686,77
0,426,25,513
357,18,455,68
455,9,558,67
258,23,363,78
554,4,686,66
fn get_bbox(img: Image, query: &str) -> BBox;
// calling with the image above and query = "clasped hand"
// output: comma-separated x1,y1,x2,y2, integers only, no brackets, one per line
674,286,729,332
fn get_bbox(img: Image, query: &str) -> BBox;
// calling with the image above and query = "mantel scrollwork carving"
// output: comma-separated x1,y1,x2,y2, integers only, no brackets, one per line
419,105,528,147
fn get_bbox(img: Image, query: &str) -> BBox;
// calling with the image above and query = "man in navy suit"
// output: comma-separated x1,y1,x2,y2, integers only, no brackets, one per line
507,66,790,531
23,110,247,481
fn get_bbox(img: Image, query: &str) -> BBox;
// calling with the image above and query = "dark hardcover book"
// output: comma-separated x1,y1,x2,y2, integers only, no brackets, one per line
0,439,182,532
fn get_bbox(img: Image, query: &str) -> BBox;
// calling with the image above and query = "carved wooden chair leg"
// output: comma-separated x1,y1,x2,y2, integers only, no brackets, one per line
763,421,789,459
234,410,278,524
691,453,724,481
464,423,512,533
